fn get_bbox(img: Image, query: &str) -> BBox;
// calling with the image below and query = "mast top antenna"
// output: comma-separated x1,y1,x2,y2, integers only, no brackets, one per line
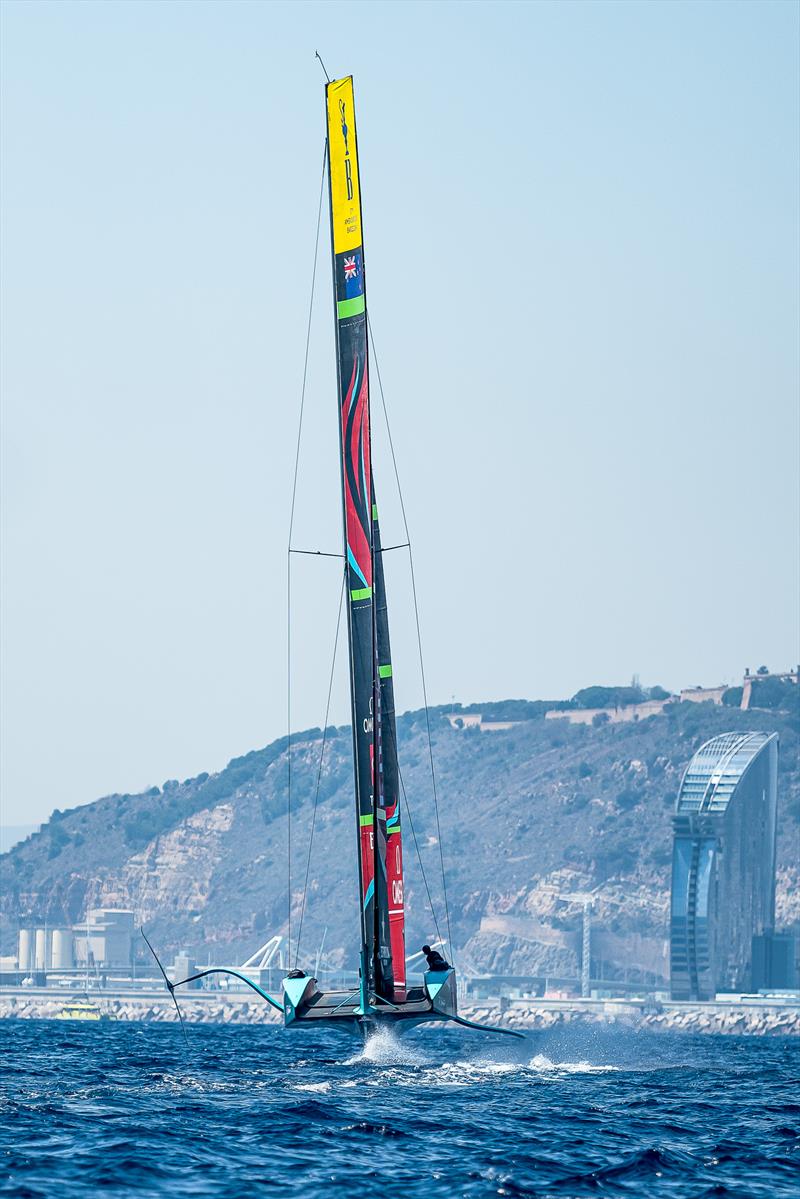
315,51,331,84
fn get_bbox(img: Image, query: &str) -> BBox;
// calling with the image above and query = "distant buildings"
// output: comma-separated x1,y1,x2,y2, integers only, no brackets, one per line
544,698,670,726
444,713,522,732
16,926,75,972
741,666,799,711
542,666,798,726
669,732,779,1000
17,909,134,972
73,909,134,968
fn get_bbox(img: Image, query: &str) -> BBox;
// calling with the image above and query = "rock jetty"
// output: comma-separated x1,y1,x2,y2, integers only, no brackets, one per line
1,993,797,1035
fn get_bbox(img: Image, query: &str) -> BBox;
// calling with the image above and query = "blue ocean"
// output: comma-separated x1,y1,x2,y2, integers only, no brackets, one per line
2,1020,798,1198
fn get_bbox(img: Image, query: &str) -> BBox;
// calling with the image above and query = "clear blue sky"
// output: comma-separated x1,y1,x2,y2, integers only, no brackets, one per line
2,0,798,827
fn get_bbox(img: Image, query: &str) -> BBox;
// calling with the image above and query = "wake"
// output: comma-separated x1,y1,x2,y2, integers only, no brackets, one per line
343,1026,432,1067
341,1026,618,1081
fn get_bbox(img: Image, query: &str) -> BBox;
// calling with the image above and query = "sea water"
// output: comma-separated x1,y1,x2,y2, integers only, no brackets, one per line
1,1020,798,1197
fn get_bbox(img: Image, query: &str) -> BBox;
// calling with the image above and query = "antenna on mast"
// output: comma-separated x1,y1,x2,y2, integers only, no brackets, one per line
315,51,331,84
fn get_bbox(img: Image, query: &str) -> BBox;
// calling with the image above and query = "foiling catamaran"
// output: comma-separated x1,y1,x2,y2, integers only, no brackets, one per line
145,72,521,1042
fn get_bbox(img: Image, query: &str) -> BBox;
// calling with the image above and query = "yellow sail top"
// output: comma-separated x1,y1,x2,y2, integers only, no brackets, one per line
326,77,362,255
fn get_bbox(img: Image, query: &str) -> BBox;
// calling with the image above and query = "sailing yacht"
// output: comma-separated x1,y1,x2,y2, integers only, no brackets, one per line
146,75,520,1041
279,74,456,1032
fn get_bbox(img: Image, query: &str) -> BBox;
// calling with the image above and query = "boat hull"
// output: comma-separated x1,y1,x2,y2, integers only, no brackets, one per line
282,968,457,1032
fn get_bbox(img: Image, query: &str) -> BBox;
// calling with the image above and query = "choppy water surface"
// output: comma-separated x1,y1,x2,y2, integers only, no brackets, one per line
2,1020,798,1197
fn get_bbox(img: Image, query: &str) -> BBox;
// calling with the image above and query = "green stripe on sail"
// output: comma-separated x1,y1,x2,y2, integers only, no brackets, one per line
387,824,401,835
372,503,378,520
351,586,372,601
338,295,365,319
379,664,392,679
359,814,374,827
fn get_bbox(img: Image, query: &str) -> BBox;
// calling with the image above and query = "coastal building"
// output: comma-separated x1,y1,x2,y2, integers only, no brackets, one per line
543,665,798,725
670,732,778,1000
16,913,132,972
751,932,798,991
16,926,74,972
741,666,799,711
73,909,134,968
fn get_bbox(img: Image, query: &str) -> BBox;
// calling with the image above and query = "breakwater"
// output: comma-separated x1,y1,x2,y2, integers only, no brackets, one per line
1,990,797,1035
481,999,800,1036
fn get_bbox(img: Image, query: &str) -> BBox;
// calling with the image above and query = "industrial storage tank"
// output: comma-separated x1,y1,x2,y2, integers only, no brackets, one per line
51,928,74,970
17,928,33,971
34,928,48,970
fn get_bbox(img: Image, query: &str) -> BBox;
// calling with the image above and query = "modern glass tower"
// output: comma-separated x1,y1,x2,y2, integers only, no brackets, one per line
670,732,778,1000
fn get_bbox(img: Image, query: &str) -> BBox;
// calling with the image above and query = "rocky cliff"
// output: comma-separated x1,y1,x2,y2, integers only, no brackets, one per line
2,698,798,982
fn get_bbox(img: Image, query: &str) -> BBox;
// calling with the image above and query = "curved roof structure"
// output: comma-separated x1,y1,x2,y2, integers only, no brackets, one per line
676,731,778,815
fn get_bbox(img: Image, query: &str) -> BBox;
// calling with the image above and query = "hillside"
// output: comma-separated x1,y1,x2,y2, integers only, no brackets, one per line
2,698,798,984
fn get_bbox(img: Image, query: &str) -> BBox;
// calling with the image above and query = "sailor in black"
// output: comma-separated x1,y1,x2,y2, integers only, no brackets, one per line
422,945,451,971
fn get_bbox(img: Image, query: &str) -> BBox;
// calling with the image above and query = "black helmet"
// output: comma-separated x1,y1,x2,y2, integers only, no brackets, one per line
422,945,431,954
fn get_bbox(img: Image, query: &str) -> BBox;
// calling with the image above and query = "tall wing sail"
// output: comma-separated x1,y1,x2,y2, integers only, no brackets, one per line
374,512,407,997
326,76,394,998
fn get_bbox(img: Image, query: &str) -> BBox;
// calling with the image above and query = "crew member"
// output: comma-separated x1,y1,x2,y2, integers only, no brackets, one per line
422,944,451,971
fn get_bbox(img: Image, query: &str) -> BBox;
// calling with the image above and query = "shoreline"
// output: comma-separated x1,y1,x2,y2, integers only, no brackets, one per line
1,991,797,1035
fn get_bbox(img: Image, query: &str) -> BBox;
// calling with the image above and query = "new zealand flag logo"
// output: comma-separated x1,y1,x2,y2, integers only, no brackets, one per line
338,249,363,301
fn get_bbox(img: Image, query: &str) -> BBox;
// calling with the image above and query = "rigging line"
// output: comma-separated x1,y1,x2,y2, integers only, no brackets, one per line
288,139,328,551
382,707,444,945
367,314,411,542
294,571,346,969
396,757,444,948
378,542,410,553
380,704,444,942
367,315,455,963
289,549,345,558
407,546,454,961
288,138,329,958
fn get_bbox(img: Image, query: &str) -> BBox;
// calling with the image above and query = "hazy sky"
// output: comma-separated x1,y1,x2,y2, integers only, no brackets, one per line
2,0,798,829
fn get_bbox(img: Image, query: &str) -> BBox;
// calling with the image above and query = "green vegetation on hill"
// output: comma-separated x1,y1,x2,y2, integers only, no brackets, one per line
749,678,799,711
1,695,797,979
573,685,657,709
